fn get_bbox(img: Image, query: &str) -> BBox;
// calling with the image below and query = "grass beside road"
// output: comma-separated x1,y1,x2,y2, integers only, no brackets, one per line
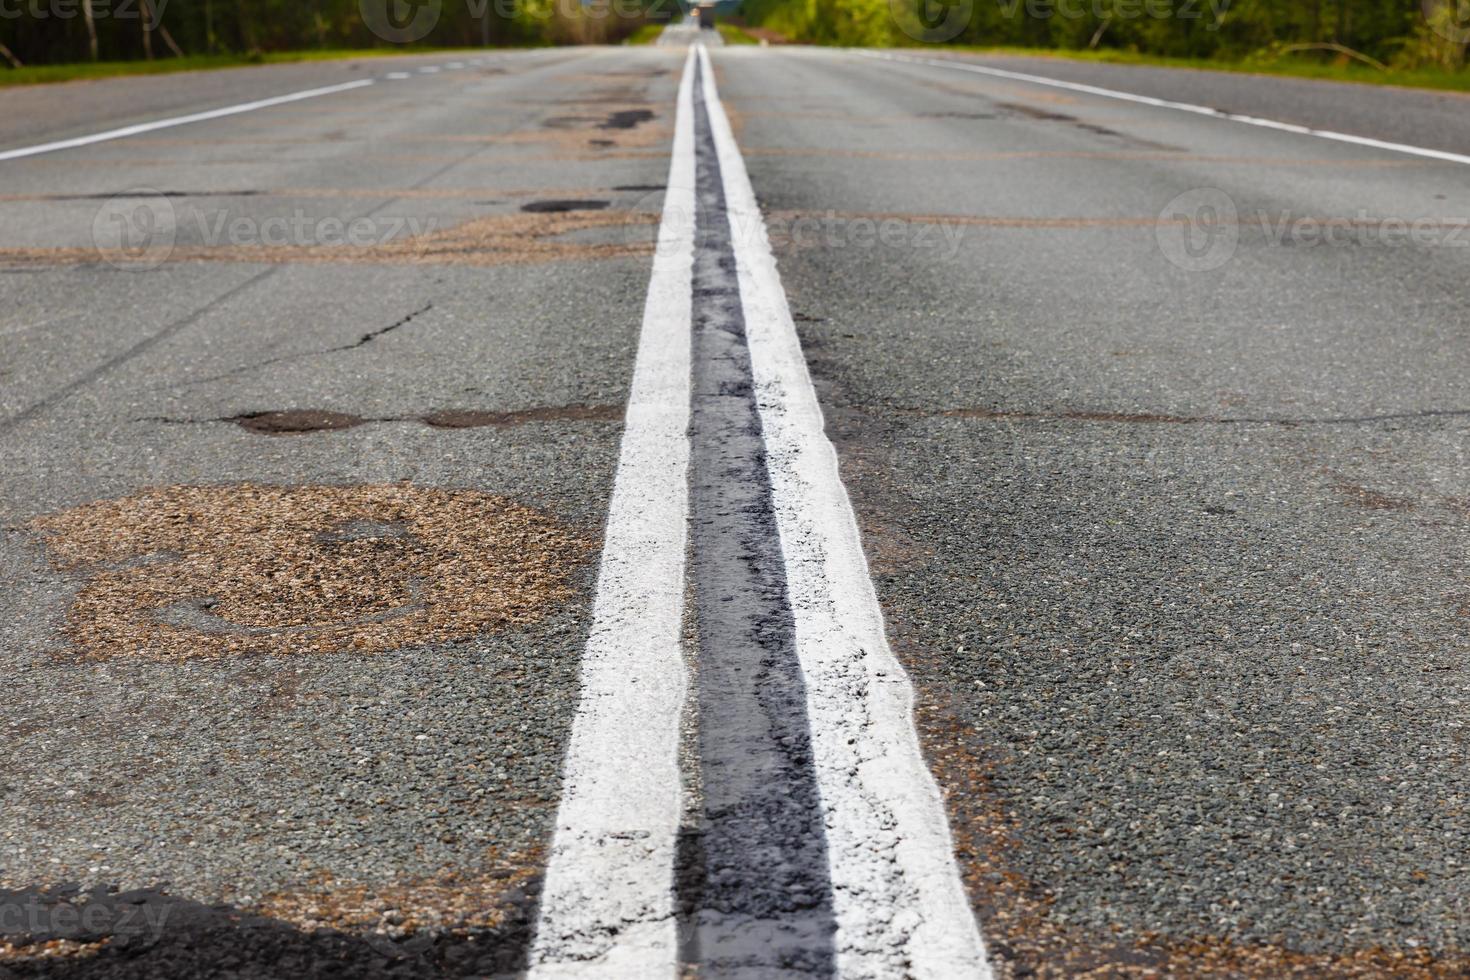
623,23,666,45
0,47,486,88
717,24,760,45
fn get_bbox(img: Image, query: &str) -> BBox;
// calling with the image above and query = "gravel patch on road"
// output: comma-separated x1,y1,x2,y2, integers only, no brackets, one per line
29,483,590,661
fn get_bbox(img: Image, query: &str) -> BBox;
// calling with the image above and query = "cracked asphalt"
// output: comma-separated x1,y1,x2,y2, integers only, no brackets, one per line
0,46,681,978
4,37,1470,979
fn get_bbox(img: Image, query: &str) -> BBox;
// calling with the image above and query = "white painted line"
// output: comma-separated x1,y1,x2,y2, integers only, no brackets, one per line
445,61,466,69
857,49,1470,168
385,71,412,80
528,44,698,980
418,65,441,73
697,44,992,979
0,79,375,163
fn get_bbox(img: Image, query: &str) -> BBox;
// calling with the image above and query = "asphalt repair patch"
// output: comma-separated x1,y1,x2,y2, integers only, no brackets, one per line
28,484,591,661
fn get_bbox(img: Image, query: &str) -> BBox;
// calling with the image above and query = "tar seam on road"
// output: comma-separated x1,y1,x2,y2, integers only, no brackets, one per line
528,44,697,980
698,44,992,977
677,52,838,975
857,50,1470,169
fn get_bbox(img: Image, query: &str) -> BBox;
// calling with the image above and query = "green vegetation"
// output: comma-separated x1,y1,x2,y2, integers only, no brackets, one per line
717,22,760,43
946,43,1470,94
7,0,1469,96
0,0,674,71
624,22,669,44
741,0,1470,86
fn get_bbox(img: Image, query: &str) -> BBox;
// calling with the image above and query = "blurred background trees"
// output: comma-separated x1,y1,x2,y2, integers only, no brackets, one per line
0,0,675,66
740,0,1469,70
1,0,1464,72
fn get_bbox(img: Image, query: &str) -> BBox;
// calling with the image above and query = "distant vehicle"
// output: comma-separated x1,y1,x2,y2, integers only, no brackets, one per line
697,2,716,29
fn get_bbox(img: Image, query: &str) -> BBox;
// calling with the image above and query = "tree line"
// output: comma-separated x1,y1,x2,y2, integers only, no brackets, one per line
740,0,1468,68
2,0,1463,70
0,0,675,67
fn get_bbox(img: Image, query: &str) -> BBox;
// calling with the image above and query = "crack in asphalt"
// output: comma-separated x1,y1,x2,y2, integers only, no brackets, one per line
0,269,278,435
153,302,433,392
4,110,515,425
347,302,433,349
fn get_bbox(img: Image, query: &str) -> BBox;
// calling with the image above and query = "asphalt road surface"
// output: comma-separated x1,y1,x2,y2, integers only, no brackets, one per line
2,34,1470,980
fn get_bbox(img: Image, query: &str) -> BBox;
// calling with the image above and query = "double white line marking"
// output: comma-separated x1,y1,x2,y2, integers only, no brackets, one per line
531,44,991,978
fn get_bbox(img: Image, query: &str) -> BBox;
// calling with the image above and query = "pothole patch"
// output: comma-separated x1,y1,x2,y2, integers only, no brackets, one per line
602,109,656,130
29,484,591,661
520,200,610,214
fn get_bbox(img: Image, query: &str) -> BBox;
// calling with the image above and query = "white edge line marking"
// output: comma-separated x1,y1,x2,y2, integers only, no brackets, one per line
697,45,992,979
0,78,375,163
385,71,412,80
528,44,697,980
857,49,1470,168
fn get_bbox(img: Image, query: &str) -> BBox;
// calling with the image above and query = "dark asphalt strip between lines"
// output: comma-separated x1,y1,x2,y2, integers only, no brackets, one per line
679,53,837,974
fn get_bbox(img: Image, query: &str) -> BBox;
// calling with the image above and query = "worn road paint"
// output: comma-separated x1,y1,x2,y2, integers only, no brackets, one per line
528,45,698,979
859,49,1470,169
699,44,993,978
0,81,375,163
